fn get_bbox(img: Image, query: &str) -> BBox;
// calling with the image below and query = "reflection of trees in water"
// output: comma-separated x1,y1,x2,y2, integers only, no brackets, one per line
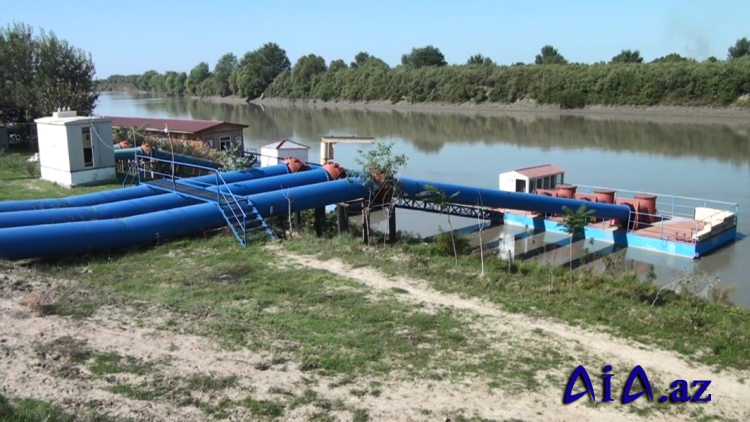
139,98,750,164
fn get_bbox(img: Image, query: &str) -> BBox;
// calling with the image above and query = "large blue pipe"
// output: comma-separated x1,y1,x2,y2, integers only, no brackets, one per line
2,169,335,229
0,178,370,260
114,147,143,161
398,178,632,221
206,168,331,196
0,194,202,229
152,150,221,169
0,185,166,214
178,163,292,187
0,164,294,214
114,147,221,169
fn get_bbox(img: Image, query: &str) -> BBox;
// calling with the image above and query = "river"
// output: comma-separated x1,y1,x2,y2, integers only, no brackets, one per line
95,93,750,307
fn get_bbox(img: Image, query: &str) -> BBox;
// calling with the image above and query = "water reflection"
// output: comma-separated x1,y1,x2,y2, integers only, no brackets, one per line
98,94,750,166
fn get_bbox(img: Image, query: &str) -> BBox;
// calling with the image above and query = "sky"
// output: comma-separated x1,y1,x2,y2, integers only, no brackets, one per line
4,0,749,78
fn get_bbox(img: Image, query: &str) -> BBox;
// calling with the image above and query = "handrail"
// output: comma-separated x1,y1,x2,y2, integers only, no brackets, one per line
132,153,249,240
215,169,248,232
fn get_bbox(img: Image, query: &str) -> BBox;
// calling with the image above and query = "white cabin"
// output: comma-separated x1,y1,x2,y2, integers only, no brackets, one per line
34,109,116,188
499,164,565,194
259,139,310,167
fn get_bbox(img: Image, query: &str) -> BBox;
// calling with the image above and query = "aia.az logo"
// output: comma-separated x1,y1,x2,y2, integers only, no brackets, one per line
564,365,711,404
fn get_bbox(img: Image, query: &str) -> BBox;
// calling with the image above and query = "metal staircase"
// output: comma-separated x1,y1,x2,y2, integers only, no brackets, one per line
122,153,276,246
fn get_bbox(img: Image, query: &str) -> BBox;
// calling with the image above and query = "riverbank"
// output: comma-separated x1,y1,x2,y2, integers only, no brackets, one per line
97,83,750,125
205,95,750,126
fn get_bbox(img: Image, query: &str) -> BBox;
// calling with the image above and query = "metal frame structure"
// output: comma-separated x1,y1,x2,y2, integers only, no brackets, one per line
123,154,276,246
395,197,502,221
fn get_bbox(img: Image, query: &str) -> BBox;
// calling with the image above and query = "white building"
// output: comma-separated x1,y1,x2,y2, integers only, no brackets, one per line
34,110,116,188
498,164,565,194
259,139,310,167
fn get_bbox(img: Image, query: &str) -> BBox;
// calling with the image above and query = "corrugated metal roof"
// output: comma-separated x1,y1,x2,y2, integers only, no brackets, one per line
261,139,310,150
515,164,565,178
103,116,248,134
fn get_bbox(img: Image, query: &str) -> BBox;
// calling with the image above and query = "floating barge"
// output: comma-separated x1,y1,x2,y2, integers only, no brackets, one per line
497,165,739,259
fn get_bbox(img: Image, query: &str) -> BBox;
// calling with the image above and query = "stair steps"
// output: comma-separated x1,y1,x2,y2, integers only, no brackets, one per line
128,154,277,247
218,197,277,246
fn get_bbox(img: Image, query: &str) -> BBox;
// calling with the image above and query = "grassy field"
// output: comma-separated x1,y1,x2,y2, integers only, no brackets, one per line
0,150,124,201
1,150,749,422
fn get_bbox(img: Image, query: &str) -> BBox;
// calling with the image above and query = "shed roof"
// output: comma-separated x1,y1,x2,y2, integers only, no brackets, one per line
261,139,310,150
34,115,111,126
104,116,248,134
515,164,565,178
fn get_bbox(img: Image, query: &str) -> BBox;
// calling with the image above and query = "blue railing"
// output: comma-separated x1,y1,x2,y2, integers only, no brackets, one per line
123,154,250,245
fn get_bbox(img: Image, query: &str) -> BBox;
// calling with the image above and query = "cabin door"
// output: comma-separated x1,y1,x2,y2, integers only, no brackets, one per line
515,179,526,193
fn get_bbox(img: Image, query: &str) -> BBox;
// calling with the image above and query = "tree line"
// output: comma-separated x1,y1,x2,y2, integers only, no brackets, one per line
0,23,98,124
101,38,750,108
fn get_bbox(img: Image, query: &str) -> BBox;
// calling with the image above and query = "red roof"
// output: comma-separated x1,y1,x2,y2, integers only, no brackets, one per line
103,116,248,134
515,164,564,178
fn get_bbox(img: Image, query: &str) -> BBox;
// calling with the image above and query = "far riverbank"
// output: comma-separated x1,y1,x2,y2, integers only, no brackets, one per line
97,84,750,126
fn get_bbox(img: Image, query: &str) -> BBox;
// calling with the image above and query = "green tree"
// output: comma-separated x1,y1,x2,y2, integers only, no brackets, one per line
559,204,595,284
535,45,567,65
136,70,158,91
610,49,643,64
292,54,327,92
728,37,750,59
0,22,98,123
467,54,494,65
164,71,177,94
401,45,447,68
349,140,408,245
350,52,372,68
174,72,187,95
328,59,348,73
213,52,237,96
417,184,461,266
186,62,210,95
233,43,291,99
651,53,692,63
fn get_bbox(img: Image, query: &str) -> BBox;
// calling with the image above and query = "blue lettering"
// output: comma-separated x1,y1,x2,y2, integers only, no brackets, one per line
564,365,596,404
601,365,615,402
669,380,691,402
622,365,654,404
691,380,712,402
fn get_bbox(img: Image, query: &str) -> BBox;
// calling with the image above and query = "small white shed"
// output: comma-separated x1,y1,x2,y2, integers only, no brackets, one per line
259,139,310,167
499,164,565,194
34,109,116,188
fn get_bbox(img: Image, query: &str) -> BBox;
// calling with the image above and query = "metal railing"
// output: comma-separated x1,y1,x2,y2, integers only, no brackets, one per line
124,154,249,244
511,184,739,245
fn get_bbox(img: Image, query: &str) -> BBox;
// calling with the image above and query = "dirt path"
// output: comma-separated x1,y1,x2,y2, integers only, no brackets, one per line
269,246,750,422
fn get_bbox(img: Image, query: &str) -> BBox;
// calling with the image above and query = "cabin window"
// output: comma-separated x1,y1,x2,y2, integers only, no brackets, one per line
557,174,564,185
81,126,93,167
542,176,551,190
219,136,232,151
536,178,543,190
206,140,214,147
